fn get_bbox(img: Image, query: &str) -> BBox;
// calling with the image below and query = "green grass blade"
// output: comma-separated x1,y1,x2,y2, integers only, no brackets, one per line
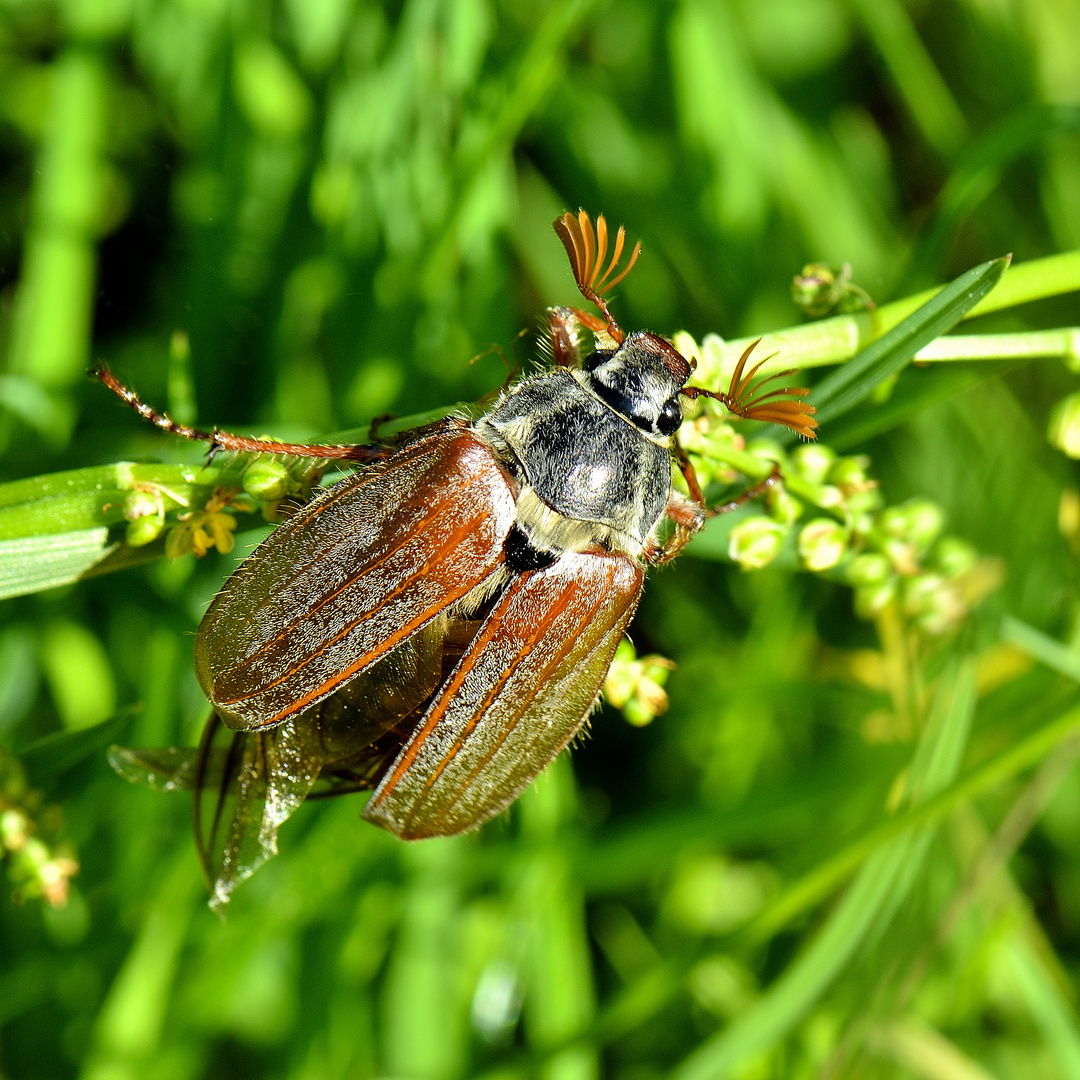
672,659,977,1080
1005,935,1080,1080
741,695,1080,947
16,708,138,785
80,850,202,1073
809,257,1009,430
0,528,119,600
1002,617,1080,682
826,360,1018,449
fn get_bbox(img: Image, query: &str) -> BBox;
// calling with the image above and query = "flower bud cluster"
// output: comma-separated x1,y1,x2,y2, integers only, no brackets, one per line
603,639,676,727
1,750,78,908
164,487,256,560
117,454,319,561
791,262,875,318
681,412,999,637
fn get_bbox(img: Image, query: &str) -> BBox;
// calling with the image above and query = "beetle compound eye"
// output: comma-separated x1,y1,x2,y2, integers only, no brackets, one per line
657,399,682,436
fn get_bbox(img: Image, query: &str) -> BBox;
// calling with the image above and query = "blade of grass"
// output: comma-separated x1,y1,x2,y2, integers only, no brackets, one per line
381,840,467,1080
0,528,119,600
906,104,1080,288
16,707,139,785
826,360,1019,450
1005,935,1080,1080
700,249,1080,379
80,849,202,1075
739,695,1080,947
1002,617,1080,683
520,756,598,1080
672,659,977,1080
848,0,967,157
807,257,1009,430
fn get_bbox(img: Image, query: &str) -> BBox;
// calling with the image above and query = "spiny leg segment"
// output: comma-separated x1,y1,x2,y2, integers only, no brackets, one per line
94,366,391,463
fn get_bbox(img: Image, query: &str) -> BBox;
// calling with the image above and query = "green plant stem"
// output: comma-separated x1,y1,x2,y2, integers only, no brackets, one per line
914,328,1080,362
700,248,1080,378
700,444,835,513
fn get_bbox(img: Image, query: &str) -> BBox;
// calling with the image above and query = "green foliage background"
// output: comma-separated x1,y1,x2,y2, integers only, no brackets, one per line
2,0,1080,1077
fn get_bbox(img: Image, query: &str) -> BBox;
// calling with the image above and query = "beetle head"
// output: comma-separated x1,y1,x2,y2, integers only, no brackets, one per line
585,330,691,438
553,210,817,441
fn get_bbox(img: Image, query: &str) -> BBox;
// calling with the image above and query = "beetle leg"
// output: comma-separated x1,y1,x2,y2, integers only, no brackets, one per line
647,437,707,565
674,434,706,507
649,444,782,565
546,307,585,368
647,491,704,565
95,366,393,463
706,463,782,518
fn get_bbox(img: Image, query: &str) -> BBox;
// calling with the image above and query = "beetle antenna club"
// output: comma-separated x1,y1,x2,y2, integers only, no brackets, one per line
680,340,818,440
554,210,641,343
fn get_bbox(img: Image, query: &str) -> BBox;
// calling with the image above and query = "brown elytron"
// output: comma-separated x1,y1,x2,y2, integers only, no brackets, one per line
195,428,516,730
366,552,643,838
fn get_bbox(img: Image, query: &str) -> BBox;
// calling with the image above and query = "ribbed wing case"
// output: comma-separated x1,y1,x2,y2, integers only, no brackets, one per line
194,428,517,730
363,551,644,838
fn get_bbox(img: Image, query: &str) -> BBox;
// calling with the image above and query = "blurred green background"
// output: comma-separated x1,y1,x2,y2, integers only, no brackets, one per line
2,0,1080,1077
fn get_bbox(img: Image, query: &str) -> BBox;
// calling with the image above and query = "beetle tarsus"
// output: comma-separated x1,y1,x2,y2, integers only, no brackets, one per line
706,463,782,519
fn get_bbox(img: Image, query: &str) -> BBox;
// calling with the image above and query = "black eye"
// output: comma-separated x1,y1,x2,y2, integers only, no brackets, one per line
657,398,682,436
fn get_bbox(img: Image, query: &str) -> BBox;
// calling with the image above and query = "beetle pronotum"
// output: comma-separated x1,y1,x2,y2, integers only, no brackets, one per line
102,212,815,899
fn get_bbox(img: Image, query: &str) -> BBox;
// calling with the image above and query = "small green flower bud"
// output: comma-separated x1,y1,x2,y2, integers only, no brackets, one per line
935,537,977,578
880,499,943,552
791,262,874,317
126,516,165,547
604,640,674,727
243,460,292,501
879,506,906,538
1049,391,1080,458
901,499,944,550
855,578,897,619
791,443,836,485
623,697,657,727
792,263,841,316
123,490,161,522
881,536,919,575
848,553,891,586
829,455,871,489
797,518,847,571
845,489,883,516
728,517,787,570
768,488,803,525
904,573,965,635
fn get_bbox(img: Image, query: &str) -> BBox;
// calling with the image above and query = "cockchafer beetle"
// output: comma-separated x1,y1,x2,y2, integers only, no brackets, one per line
102,212,815,903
